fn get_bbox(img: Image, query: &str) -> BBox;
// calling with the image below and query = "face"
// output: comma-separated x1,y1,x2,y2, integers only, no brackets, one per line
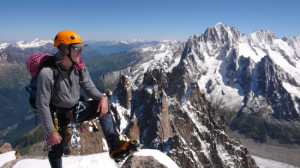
70,46,82,63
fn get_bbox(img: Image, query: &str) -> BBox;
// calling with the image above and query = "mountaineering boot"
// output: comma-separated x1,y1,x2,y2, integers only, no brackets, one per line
106,134,141,161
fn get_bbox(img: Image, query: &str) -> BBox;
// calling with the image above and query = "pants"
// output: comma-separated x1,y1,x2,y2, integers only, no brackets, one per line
48,100,117,168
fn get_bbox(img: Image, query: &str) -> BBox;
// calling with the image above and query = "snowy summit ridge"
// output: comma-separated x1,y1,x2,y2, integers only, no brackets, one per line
15,38,53,49
0,38,53,50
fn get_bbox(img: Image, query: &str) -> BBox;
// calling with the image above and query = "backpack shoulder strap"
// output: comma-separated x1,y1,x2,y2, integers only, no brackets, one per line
78,69,84,83
51,66,59,87
43,61,59,88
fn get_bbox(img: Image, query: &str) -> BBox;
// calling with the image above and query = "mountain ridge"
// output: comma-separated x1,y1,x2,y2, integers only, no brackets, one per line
98,23,300,143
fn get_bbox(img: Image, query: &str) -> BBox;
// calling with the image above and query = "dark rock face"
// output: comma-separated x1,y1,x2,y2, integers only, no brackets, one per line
256,56,299,120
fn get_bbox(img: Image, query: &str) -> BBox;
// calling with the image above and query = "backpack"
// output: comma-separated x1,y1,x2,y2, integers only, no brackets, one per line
26,53,85,119
26,54,57,111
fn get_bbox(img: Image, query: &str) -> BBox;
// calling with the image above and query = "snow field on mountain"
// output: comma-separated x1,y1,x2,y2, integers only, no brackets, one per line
0,43,9,50
16,39,53,49
196,52,244,111
238,42,265,63
131,41,183,83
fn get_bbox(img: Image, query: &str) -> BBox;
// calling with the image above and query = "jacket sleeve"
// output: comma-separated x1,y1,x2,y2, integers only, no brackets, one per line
80,68,104,100
36,68,56,134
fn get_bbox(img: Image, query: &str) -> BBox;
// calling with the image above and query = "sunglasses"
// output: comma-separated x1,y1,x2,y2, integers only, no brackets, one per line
72,46,82,52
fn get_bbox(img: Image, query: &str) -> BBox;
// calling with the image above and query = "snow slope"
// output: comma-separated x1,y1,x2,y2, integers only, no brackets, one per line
0,151,16,167
0,149,179,168
1,150,297,168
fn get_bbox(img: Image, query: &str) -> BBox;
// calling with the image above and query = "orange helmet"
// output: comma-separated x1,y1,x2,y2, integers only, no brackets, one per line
54,30,84,47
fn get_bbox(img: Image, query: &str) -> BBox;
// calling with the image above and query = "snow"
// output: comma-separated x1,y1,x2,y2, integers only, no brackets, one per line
196,51,244,111
0,151,16,167
135,149,179,168
181,100,209,134
142,46,153,52
252,156,298,168
0,43,9,50
238,43,265,62
130,41,183,84
13,153,117,168
216,145,235,167
0,149,179,168
0,39,53,50
282,82,300,112
116,38,146,45
145,86,154,95
16,38,52,49
112,103,130,133
1,150,298,168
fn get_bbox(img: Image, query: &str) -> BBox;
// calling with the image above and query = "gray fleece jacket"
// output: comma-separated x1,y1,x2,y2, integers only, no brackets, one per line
36,64,103,134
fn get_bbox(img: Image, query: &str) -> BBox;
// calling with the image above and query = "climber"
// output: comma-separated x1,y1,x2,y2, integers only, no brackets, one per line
35,30,139,168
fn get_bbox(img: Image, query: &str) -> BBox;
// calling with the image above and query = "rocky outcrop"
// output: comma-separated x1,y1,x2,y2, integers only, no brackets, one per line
0,143,19,158
0,143,13,154
122,155,168,168
65,121,107,155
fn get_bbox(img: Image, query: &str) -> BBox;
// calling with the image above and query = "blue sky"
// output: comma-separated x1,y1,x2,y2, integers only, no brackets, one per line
0,0,299,42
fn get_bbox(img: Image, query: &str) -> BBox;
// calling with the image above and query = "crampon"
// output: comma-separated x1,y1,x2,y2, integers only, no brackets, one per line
110,140,143,163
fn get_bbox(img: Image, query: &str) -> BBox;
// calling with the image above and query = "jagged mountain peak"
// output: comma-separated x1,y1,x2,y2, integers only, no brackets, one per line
249,29,275,44
202,23,240,44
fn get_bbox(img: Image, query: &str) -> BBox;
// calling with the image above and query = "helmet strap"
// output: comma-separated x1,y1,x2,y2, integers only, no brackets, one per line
67,44,76,66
